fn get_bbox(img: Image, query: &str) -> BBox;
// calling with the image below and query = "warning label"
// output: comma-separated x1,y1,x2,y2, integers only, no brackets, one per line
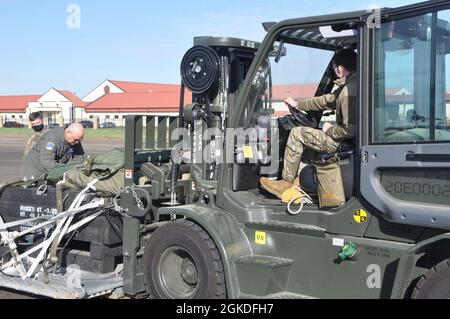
354,209,368,224
255,231,266,245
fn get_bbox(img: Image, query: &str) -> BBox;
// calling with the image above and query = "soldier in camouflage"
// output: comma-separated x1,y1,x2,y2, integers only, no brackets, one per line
23,112,49,160
260,49,357,199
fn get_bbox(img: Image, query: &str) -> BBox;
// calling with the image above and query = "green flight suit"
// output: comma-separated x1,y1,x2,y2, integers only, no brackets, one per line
23,127,85,180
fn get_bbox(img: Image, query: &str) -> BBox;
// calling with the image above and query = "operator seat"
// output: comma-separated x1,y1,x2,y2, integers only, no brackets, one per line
299,141,356,201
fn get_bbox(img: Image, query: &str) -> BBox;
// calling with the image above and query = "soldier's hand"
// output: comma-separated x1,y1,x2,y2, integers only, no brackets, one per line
284,97,298,108
322,122,333,133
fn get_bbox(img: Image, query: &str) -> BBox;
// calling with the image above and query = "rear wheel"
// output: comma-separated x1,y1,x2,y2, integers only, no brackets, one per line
143,219,226,299
411,259,450,299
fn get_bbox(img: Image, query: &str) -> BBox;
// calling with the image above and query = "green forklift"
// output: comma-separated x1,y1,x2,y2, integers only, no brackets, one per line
119,0,450,299
0,0,449,299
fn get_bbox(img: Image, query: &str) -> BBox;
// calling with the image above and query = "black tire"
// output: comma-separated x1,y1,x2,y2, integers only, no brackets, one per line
143,219,226,299
411,259,450,299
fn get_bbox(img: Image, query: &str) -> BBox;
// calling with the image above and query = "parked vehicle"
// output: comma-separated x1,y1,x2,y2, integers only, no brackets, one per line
99,122,116,129
3,121,24,128
80,120,94,128
47,123,60,129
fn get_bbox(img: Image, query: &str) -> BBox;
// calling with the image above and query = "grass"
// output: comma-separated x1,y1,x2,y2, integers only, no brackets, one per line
0,127,125,140
84,128,125,140
0,128,34,135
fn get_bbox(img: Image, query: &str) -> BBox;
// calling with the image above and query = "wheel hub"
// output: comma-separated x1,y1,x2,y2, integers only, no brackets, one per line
181,258,198,285
157,246,199,298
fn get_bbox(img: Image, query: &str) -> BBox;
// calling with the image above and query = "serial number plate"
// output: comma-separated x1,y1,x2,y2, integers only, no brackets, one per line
380,168,450,206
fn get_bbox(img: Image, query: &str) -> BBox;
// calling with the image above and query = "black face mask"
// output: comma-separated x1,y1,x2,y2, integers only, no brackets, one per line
32,124,45,132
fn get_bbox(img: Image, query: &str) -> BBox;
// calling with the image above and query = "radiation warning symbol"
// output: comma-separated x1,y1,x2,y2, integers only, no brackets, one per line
354,209,368,224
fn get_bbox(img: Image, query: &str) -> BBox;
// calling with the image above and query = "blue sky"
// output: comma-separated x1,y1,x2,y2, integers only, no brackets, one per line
0,0,423,96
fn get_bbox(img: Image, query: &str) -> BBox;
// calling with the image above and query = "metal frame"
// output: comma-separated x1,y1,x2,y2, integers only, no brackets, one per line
0,180,102,279
0,180,124,298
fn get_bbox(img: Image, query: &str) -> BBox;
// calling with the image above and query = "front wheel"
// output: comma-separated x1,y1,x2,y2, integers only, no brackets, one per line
411,259,450,299
143,219,226,299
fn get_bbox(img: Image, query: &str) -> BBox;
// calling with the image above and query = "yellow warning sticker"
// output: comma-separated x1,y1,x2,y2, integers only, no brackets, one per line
243,146,254,159
255,231,266,245
354,209,368,224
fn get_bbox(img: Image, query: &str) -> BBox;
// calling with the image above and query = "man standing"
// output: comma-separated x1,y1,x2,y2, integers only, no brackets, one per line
260,49,357,199
23,112,48,160
24,123,86,180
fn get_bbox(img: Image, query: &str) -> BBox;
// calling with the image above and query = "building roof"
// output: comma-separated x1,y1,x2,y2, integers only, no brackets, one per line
0,95,40,113
109,80,182,94
86,90,192,113
385,87,412,95
58,90,87,107
272,84,318,100
388,92,450,103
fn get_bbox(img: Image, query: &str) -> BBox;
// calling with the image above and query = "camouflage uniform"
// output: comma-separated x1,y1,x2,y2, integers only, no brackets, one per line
283,73,357,182
23,127,49,160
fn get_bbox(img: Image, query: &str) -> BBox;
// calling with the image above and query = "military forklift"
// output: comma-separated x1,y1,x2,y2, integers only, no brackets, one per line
0,0,449,299
119,0,450,299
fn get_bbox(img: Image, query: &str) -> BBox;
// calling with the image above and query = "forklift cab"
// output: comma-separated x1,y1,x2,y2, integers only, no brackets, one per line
230,22,359,203
180,26,360,207
225,2,450,226
179,2,450,223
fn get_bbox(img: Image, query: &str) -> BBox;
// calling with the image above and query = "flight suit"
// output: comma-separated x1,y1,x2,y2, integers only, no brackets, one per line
283,72,357,182
23,127,85,180
23,127,49,160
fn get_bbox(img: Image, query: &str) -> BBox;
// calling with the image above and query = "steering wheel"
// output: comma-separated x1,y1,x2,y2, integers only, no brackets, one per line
288,105,319,128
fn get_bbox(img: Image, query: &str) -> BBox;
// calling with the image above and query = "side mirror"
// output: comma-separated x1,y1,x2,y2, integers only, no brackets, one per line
269,42,287,62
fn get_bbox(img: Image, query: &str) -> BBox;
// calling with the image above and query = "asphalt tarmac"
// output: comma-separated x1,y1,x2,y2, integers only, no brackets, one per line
0,134,124,298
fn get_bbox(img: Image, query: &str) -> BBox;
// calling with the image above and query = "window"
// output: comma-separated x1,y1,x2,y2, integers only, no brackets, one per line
271,41,334,123
240,27,335,127
114,115,119,119
105,115,110,119
443,10,450,127
373,8,450,143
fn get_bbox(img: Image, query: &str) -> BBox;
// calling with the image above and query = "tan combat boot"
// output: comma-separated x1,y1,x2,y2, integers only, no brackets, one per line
282,186,303,204
280,176,302,204
260,177,294,199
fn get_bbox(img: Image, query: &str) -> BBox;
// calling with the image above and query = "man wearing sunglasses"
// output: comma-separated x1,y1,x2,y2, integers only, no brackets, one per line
260,49,357,200
24,123,86,180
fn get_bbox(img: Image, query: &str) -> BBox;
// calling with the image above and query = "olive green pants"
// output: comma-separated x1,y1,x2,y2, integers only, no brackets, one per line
283,127,340,182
